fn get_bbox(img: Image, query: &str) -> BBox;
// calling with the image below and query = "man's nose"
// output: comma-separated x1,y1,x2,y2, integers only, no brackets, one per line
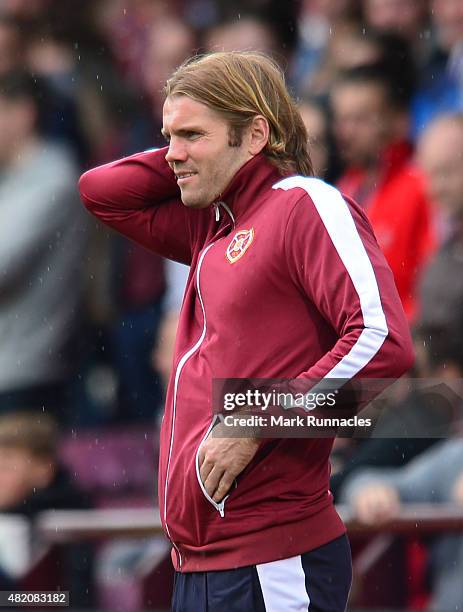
165,137,188,164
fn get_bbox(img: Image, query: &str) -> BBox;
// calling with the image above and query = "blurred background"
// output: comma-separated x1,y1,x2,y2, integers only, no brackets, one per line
1,0,463,609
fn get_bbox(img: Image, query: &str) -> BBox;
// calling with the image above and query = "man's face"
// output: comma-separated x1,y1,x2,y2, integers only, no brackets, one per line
331,82,391,168
162,95,253,208
0,96,18,164
417,120,463,219
299,102,328,177
432,0,463,50
0,447,51,509
0,95,35,166
365,0,425,37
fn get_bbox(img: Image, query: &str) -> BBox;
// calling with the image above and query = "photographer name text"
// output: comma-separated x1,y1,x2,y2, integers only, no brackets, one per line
222,415,372,428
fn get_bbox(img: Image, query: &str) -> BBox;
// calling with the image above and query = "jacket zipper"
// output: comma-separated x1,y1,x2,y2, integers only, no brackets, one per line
214,201,236,226
163,203,235,568
163,243,214,568
195,415,229,517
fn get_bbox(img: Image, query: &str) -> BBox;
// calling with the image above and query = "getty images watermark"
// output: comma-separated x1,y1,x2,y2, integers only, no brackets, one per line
223,388,338,411
218,384,371,436
211,378,463,438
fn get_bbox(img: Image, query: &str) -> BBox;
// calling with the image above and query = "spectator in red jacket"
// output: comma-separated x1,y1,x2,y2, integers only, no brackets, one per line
331,65,435,320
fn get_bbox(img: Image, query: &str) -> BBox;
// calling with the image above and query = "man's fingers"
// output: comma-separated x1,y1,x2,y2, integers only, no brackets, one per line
355,486,400,525
199,456,214,487
198,435,260,502
212,473,234,503
452,473,463,505
203,465,224,499
202,464,234,502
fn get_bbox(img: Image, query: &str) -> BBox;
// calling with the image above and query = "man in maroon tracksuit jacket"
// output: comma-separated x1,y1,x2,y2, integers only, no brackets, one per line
79,52,414,611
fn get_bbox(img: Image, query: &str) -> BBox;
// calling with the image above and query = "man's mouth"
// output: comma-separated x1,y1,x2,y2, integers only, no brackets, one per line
175,171,197,183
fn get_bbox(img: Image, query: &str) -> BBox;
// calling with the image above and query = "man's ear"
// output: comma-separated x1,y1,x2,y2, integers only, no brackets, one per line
248,115,269,156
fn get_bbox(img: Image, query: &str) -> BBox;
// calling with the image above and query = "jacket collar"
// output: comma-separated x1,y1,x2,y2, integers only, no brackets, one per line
211,153,283,225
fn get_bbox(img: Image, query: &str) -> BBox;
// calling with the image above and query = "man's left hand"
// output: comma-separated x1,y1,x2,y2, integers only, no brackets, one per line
198,424,260,502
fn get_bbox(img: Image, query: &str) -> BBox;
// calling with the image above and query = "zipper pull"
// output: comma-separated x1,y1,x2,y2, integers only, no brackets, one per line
214,204,220,221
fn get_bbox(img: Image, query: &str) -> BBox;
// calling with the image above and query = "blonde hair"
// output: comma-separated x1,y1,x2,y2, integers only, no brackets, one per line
0,411,58,458
164,52,313,176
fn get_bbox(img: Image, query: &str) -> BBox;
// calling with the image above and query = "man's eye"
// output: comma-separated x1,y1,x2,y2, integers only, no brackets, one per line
186,132,201,140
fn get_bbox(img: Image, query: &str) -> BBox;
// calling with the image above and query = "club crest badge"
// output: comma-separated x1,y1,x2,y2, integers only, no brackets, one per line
226,228,255,264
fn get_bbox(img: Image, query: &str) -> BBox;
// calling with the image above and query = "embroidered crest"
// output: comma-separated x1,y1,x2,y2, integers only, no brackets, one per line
226,228,255,264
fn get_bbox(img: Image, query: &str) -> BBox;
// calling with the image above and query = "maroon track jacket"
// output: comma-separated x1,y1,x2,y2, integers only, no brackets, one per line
79,149,414,572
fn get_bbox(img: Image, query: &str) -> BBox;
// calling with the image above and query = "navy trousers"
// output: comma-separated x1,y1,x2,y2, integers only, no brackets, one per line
172,534,352,611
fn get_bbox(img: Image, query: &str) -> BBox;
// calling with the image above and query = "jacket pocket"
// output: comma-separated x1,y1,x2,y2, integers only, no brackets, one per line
195,414,235,518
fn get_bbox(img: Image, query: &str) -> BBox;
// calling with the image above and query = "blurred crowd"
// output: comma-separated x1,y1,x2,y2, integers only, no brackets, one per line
1,0,463,608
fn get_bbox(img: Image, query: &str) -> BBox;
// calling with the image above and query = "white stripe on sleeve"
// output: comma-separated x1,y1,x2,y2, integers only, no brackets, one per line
273,176,388,380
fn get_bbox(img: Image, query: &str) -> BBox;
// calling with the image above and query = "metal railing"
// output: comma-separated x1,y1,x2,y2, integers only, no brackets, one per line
35,504,463,542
